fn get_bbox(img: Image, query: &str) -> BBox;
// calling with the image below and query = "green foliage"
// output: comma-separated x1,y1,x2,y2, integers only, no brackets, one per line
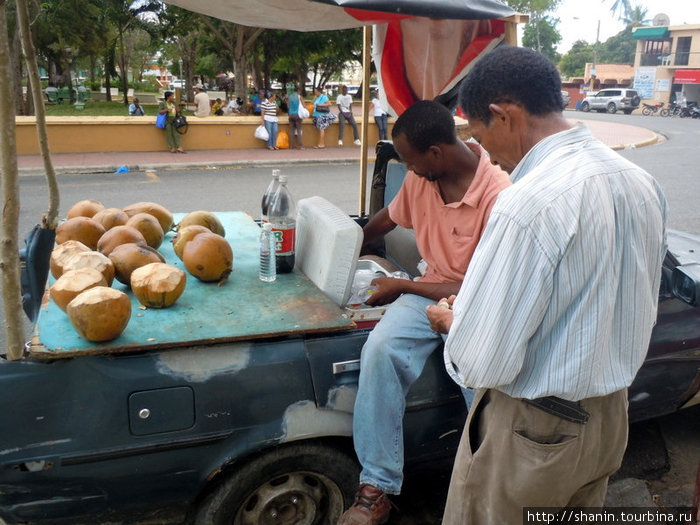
598,27,636,64
559,40,593,77
521,15,561,63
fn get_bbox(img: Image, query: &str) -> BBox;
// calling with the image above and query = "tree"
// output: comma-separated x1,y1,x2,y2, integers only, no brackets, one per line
522,15,561,62
559,40,594,77
505,0,562,54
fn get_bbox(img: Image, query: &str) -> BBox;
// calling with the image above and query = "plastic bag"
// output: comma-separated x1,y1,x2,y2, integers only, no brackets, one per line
276,130,290,149
298,104,310,119
155,112,166,129
254,125,269,141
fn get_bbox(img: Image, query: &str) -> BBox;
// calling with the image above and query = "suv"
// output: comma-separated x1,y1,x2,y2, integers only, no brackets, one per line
581,88,641,114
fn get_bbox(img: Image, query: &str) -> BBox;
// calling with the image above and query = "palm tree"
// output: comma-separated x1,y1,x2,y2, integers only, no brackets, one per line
623,5,650,28
608,0,631,21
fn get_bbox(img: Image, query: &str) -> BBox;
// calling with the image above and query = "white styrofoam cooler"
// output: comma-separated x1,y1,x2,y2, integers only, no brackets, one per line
295,196,363,306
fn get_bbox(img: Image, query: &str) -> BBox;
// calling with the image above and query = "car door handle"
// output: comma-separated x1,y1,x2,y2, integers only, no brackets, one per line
332,359,361,374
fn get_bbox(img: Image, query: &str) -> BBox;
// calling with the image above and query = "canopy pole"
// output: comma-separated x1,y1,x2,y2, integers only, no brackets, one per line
358,25,371,217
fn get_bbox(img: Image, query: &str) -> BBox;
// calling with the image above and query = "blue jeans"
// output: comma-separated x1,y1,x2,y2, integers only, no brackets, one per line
374,114,388,140
264,120,278,148
353,293,473,495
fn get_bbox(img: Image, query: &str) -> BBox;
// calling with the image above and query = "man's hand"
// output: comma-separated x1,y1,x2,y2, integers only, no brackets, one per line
426,295,456,334
364,277,407,306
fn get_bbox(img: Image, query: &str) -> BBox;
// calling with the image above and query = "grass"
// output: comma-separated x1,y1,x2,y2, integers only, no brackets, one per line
44,100,146,117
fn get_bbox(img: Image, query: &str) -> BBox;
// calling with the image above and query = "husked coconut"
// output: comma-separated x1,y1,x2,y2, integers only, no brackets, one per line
126,213,164,249
92,207,129,231
172,225,211,260
50,267,107,311
50,240,91,279
182,231,233,284
122,202,174,233
97,225,147,256
109,242,165,285
66,199,105,219
67,287,131,342
56,217,106,250
177,211,226,237
130,262,186,308
62,250,115,286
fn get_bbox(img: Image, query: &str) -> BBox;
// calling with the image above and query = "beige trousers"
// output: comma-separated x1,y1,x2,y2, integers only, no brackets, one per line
442,388,629,525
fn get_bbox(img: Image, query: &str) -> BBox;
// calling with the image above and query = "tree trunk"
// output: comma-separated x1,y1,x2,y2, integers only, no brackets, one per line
16,0,59,229
118,29,129,105
0,3,25,360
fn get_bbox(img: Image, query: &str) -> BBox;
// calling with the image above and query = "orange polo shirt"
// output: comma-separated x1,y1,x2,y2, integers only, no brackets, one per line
388,142,511,283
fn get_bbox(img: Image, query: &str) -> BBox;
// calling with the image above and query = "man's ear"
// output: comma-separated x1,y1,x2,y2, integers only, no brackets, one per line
488,103,509,123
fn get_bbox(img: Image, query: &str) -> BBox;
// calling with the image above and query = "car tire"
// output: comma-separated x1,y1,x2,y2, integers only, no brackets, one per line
193,442,360,525
607,102,617,114
632,95,641,106
581,102,590,112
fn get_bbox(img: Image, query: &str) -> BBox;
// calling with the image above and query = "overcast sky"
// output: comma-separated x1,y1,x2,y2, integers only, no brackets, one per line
551,0,700,53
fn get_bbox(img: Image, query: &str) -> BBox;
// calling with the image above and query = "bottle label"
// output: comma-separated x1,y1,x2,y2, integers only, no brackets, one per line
272,226,295,255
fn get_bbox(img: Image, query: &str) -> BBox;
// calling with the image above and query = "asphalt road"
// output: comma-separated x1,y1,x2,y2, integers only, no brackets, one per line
3,112,700,523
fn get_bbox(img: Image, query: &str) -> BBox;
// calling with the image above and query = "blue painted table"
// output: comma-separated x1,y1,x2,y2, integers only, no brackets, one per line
30,212,355,359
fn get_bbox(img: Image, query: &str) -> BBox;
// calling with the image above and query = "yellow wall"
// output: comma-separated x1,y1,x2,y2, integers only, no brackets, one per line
16,115,392,155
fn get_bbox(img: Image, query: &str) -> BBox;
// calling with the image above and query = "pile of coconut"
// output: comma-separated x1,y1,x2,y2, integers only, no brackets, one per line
50,200,232,342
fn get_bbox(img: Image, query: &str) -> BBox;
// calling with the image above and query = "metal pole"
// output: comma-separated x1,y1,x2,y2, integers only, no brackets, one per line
358,26,371,217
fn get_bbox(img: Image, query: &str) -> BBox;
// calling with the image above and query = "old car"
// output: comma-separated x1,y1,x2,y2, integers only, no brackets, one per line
1,142,699,524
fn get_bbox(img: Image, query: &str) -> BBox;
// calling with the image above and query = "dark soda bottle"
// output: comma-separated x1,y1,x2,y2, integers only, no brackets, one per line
261,169,280,223
268,174,295,273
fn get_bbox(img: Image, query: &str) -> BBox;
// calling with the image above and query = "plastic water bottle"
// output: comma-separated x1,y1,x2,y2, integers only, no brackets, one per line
268,174,295,273
259,222,276,282
261,169,281,223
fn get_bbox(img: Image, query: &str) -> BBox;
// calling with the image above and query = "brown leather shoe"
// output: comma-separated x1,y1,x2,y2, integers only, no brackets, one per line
337,484,391,525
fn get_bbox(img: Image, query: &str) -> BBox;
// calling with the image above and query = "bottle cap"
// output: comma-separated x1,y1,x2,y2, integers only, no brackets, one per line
263,222,273,231
272,169,280,178
278,174,287,183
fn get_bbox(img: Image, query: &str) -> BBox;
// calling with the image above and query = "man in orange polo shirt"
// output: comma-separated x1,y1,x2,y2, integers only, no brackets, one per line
338,100,511,525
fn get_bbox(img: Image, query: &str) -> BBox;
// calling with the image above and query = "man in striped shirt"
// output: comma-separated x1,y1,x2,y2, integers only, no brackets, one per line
427,46,668,524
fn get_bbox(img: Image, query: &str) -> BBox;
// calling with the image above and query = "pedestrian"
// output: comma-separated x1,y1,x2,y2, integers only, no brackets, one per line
158,91,185,154
336,85,361,146
312,86,336,149
260,91,279,150
224,96,243,115
211,98,224,115
287,86,305,149
250,89,263,116
337,100,511,525
370,88,389,140
193,84,210,117
426,45,668,524
128,97,145,116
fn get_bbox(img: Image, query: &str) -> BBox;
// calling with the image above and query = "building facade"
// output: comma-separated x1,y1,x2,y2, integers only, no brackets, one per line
632,24,700,104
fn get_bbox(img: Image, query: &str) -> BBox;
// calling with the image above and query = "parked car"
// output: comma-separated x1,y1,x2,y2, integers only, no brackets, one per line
1,143,699,524
561,90,570,109
580,88,641,114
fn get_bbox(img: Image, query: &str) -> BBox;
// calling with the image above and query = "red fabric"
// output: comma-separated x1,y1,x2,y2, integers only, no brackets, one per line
344,7,410,23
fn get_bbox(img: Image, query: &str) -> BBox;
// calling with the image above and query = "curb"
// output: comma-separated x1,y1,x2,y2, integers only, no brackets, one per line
18,155,372,176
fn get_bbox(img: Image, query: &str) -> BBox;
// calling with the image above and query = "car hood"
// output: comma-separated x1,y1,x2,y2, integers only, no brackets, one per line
667,229,700,265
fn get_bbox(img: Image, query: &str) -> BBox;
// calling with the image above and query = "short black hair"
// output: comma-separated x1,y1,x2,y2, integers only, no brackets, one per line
459,45,563,124
391,100,456,153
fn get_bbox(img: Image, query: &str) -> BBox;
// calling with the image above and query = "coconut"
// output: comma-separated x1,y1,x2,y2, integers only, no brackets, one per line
62,250,116,286
66,287,131,342
122,202,174,233
182,231,233,284
177,211,226,237
126,212,164,249
92,207,129,231
172,225,211,260
109,242,165,285
50,240,91,279
50,267,107,311
97,225,147,256
56,217,106,250
66,199,105,219
130,262,186,308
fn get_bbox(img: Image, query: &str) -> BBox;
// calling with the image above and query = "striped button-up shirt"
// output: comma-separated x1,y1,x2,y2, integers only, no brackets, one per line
444,124,668,401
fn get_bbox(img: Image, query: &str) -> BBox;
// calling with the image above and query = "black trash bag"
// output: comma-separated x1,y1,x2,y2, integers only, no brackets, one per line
19,225,56,323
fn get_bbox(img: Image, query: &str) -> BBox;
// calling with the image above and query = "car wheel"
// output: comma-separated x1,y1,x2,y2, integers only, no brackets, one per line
581,102,590,112
193,442,360,525
607,102,617,114
631,95,641,106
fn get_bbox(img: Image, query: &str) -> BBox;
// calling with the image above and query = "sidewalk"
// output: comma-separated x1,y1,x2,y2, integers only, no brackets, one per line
17,116,659,175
